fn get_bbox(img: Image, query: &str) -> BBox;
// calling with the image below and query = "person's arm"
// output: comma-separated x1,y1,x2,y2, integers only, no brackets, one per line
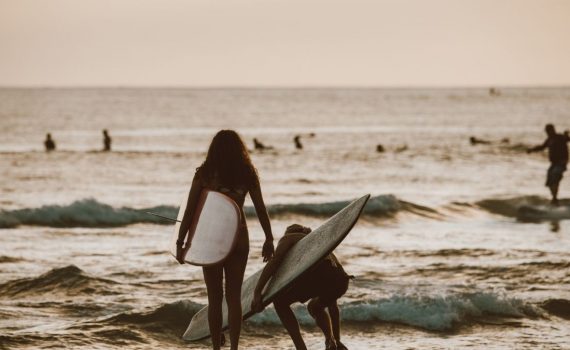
176,173,203,264
251,238,297,312
527,138,549,153
249,178,274,261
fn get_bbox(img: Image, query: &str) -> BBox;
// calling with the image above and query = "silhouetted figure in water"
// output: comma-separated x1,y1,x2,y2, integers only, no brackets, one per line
469,136,491,146
294,135,303,150
527,124,570,205
252,224,350,350
103,129,112,151
376,144,385,153
44,133,56,152
489,87,501,97
253,138,273,151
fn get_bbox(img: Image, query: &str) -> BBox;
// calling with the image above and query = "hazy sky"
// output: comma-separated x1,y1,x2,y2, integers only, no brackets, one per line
1,0,569,87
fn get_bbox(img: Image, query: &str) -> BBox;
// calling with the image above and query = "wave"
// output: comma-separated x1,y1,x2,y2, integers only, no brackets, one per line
476,196,570,221
249,291,540,331
246,194,436,218
0,195,438,228
81,292,538,336
14,292,542,342
0,265,118,297
541,299,570,320
0,255,24,263
0,199,177,228
103,300,203,335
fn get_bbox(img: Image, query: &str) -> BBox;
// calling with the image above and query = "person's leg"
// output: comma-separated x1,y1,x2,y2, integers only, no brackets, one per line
223,248,248,350
328,301,341,343
550,183,559,205
308,298,336,349
203,265,224,350
546,165,563,205
327,302,348,350
274,299,307,350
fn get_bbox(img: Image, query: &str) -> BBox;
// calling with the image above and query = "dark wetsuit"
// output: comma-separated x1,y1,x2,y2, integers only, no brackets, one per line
279,233,350,306
541,134,570,186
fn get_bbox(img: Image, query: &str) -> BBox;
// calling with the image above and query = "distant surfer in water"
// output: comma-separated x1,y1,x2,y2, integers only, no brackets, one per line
253,137,273,151
176,130,274,350
252,224,350,350
44,133,56,152
102,129,112,151
469,136,491,145
294,135,303,150
527,124,570,205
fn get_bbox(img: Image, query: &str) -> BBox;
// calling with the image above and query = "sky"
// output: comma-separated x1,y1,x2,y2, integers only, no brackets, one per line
1,0,569,87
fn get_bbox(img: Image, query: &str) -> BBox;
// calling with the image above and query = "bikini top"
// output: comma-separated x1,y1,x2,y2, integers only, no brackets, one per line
218,186,247,197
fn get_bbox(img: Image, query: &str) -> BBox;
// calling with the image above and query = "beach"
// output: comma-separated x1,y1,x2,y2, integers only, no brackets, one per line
0,87,569,349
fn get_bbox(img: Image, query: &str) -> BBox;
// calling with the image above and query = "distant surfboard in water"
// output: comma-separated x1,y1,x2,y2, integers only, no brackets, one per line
183,194,370,341
171,190,241,266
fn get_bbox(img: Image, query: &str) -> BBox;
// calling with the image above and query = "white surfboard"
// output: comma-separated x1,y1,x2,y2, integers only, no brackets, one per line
183,194,370,341
171,190,241,266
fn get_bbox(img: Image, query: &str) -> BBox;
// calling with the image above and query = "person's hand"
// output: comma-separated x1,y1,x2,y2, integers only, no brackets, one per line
262,239,274,262
176,245,186,264
251,292,264,313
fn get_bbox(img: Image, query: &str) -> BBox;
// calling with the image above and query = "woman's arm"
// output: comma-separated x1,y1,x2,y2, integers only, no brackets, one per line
249,179,274,261
176,173,203,263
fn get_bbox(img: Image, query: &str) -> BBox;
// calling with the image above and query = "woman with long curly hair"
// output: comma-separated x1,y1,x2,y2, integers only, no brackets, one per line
176,130,274,350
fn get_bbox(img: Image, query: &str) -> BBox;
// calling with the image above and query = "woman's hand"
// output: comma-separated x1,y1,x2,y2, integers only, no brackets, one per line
262,238,274,262
176,245,186,264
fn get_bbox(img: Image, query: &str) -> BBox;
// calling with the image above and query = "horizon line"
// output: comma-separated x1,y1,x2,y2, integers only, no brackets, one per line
1,84,569,90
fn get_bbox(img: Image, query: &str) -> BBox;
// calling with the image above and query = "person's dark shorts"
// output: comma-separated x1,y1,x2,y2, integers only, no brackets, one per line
284,261,350,306
546,164,567,187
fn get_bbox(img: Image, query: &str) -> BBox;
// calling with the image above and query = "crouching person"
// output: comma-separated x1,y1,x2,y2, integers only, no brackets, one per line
251,224,350,350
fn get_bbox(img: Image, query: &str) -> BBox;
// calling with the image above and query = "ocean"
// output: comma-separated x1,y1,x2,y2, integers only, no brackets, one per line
0,87,569,349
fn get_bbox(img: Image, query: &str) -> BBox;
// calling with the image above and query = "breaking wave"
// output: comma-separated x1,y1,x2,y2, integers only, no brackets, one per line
78,292,540,335
0,199,176,228
249,291,540,331
0,195,438,228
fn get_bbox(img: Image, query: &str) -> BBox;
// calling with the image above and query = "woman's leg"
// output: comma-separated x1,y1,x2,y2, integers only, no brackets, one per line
223,244,248,349
203,265,224,350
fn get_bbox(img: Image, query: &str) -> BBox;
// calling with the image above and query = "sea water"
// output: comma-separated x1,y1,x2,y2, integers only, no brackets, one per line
0,88,569,349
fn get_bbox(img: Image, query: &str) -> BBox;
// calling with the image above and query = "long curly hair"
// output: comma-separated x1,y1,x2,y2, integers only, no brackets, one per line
197,130,258,189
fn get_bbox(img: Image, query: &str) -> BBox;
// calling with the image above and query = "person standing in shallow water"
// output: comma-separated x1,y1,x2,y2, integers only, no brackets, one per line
176,130,274,350
44,133,56,152
102,129,112,151
527,124,570,205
